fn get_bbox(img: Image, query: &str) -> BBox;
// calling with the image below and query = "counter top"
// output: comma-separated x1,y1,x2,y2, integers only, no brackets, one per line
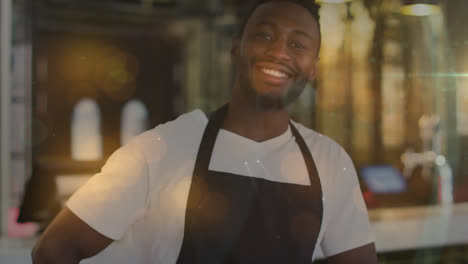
370,202,468,253
1,203,468,263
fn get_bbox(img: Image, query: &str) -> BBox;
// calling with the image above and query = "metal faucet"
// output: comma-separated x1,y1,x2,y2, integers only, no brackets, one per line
400,115,453,204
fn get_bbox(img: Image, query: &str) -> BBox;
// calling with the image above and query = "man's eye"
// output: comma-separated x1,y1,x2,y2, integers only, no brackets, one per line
290,42,306,49
256,33,272,40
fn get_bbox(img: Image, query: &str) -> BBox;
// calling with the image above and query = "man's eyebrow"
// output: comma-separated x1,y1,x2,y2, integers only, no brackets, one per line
292,30,313,40
255,20,313,40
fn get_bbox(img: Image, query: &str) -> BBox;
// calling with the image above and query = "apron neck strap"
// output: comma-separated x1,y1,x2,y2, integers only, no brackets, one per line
289,121,321,186
194,103,319,186
193,103,229,174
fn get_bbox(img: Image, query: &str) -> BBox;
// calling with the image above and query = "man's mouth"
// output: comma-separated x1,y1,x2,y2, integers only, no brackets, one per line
260,67,289,78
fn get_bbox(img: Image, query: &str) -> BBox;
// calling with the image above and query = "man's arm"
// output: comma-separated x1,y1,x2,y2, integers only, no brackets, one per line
32,206,113,264
326,242,378,264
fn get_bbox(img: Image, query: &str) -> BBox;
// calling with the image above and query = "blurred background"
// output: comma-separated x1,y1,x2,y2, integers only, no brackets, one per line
1,0,468,263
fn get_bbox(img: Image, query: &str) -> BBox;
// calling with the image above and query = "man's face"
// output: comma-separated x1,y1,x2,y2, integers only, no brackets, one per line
232,1,320,110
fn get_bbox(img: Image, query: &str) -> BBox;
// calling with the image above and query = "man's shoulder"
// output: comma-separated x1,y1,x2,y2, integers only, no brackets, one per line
152,108,207,133
128,109,207,144
118,109,207,161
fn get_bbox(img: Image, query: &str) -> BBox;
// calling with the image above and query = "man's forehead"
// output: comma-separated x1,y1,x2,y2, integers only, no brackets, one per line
246,1,319,34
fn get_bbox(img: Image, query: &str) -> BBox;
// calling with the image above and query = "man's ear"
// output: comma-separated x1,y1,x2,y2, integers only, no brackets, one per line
308,57,320,83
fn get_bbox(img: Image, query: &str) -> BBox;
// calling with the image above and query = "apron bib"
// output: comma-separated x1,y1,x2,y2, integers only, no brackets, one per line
176,104,323,264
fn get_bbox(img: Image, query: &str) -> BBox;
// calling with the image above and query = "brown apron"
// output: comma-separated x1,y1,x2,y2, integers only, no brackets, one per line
176,104,323,264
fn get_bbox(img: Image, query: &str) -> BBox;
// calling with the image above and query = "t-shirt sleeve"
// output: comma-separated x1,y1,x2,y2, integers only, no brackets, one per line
66,143,149,240
320,149,374,257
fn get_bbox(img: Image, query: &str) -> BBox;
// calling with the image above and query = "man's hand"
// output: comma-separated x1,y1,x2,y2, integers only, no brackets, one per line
32,206,113,264
326,243,378,264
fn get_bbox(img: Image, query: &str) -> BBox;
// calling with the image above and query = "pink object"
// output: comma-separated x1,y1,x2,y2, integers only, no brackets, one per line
7,207,39,238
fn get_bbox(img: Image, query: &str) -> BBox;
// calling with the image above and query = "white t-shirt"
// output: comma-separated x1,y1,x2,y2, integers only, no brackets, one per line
67,109,373,264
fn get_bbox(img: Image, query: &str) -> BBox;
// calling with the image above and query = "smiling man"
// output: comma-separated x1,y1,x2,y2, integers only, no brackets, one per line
32,1,378,263
233,2,319,112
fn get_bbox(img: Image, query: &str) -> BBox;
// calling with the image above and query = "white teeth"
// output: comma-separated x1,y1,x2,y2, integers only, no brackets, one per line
261,68,287,78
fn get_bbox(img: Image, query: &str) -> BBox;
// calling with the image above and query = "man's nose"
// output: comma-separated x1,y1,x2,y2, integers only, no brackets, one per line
265,38,291,61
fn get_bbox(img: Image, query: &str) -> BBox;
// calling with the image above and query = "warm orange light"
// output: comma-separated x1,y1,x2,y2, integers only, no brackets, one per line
400,4,441,16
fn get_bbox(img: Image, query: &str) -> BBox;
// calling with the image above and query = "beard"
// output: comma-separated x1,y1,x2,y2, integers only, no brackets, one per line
256,78,308,110
239,69,309,111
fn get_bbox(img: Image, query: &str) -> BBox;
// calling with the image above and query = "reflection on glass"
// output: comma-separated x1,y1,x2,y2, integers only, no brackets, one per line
401,4,441,16
317,3,348,147
121,99,149,146
4,0,468,261
381,44,405,149
71,98,102,161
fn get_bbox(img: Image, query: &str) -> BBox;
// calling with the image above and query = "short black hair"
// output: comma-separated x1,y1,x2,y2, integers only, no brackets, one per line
237,0,321,50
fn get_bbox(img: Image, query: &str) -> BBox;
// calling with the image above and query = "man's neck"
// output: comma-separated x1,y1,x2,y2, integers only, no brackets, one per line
222,90,290,143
